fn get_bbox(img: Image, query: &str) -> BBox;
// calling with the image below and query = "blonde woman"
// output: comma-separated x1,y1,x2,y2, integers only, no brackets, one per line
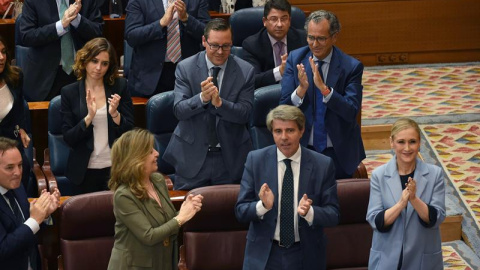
367,118,446,269
107,129,203,270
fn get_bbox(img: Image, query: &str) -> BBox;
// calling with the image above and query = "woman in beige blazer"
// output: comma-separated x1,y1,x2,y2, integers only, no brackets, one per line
107,129,203,270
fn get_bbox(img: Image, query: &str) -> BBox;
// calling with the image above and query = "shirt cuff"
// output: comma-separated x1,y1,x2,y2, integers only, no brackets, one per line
301,206,314,225
199,93,209,105
273,66,282,82
56,21,68,36
291,90,303,106
323,87,333,103
25,217,40,234
71,14,81,28
256,200,270,218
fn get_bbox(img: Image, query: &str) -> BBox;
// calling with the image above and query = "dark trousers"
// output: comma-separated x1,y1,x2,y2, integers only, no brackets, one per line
321,147,352,179
266,241,303,270
173,151,233,190
129,62,177,98
74,167,111,195
46,66,76,101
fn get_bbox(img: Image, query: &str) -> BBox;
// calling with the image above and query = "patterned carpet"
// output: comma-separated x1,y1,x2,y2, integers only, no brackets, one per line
361,63,480,265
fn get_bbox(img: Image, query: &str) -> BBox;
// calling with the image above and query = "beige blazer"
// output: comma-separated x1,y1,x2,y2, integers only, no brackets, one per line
107,173,179,270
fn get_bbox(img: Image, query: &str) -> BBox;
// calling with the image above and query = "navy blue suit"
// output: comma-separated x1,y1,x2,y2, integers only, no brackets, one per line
0,186,41,270
125,0,210,96
235,145,340,270
242,27,307,89
19,0,103,101
280,46,365,176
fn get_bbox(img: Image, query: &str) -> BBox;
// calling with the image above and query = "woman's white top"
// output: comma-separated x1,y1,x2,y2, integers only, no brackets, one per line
87,104,112,169
0,84,14,123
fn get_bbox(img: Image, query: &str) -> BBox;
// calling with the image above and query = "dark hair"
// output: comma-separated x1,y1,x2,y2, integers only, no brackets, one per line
0,137,18,156
305,10,341,36
0,35,21,88
264,0,291,18
204,18,231,40
72,37,118,85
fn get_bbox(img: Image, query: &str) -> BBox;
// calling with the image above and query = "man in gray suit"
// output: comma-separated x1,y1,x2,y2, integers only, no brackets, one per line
163,18,255,190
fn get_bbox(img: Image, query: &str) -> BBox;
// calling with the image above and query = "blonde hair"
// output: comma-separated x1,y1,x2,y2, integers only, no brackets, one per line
266,105,305,132
391,118,421,140
108,129,154,200
72,37,118,85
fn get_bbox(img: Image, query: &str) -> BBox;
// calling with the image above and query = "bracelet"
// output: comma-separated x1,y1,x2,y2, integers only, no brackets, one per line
173,216,182,227
112,112,120,118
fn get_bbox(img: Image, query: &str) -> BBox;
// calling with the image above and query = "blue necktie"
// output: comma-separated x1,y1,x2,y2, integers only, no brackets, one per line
280,159,295,248
208,67,221,147
313,61,327,152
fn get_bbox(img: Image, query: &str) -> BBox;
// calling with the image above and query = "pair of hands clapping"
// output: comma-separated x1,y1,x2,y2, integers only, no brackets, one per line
296,56,330,97
61,0,82,29
160,0,188,27
85,89,121,125
30,188,61,224
176,194,204,224
258,183,312,216
200,77,222,107
399,177,418,208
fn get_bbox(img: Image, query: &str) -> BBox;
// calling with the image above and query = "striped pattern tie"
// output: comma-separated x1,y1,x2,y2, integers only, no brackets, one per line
166,1,181,63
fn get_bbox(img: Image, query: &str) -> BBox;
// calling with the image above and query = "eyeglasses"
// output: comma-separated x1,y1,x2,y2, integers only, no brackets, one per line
266,16,290,24
205,40,232,51
307,34,333,44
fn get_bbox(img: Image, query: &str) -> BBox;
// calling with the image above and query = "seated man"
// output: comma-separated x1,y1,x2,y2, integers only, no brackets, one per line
242,0,307,89
19,0,103,101
0,137,60,270
163,19,254,190
236,105,339,270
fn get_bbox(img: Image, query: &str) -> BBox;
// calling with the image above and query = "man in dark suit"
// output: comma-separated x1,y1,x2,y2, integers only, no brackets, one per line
125,0,210,97
242,0,307,89
19,0,103,101
236,105,339,270
280,10,365,179
163,19,254,190
0,137,60,270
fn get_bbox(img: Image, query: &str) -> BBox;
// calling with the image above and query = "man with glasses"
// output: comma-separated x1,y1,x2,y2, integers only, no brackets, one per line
242,0,307,89
280,10,365,180
163,19,254,190
125,0,210,97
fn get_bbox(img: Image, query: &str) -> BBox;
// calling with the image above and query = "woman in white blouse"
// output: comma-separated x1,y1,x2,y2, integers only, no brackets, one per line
0,35,32,192
61,37,134,195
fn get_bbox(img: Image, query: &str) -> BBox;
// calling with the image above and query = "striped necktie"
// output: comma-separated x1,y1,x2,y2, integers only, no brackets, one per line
166,0,181,63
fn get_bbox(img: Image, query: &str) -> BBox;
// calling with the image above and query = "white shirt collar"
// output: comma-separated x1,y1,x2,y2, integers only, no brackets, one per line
277,145,302,164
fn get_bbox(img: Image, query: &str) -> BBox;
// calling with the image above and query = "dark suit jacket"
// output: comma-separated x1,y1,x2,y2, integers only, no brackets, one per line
235,145,340,270
125,0,210,96
60,78,134,185
242,27,307,88
280,46,365,176
19,0,103,101
0,73,27,144
163,51,254,182
0,185,41,270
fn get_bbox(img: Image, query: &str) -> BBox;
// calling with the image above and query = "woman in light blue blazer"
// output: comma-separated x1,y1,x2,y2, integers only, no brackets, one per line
367,118,446,270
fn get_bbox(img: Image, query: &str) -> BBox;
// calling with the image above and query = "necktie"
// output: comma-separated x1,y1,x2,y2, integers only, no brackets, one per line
208,67,221,147
60,0,74,74
166,0,182,63
274,41,285,66
5,190,23,225
280,159,295,248
313,61,327,152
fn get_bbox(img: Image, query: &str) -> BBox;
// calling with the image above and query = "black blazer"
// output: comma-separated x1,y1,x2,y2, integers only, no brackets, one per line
0,73,27,143
60,78,134,185
0,185,41,270
242,27,307,89
19,0,103,101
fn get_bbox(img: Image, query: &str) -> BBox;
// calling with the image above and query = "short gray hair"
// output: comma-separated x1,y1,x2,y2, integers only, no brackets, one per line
304,10,341,36
266,105,305,132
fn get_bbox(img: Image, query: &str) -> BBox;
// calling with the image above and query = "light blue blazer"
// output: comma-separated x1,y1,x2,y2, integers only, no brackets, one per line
366,156,446,269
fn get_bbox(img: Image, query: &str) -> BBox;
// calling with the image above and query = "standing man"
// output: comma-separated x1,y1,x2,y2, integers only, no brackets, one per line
163,19,255,190
236,105,339,270
0,137,60,270
19,0,103,101
280,10,365,179
125,0,210,97
242,0,307,89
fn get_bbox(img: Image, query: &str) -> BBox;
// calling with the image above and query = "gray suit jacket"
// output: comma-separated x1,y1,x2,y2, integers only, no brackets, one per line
163,51,254,181
235,145,340,270
366,157,446,269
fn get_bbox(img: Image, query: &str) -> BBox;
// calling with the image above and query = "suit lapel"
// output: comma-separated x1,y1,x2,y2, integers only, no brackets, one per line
0,195,17,224
406,159,428,226
151,0,166,18
385,158,402,210
298,147,313,198
326,47,341,90
78,80,88,118
265,147,279,212
219,56,238,100
260,31,275,68
196,52,209,95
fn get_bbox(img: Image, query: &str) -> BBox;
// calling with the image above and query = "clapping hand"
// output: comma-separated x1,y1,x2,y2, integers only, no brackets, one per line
258,183,274,210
